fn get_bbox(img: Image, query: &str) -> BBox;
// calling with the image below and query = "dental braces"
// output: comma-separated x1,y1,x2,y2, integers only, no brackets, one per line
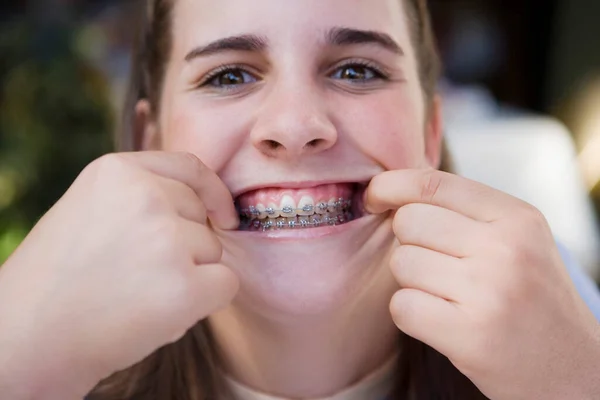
238,198,352,219
239,211,354,231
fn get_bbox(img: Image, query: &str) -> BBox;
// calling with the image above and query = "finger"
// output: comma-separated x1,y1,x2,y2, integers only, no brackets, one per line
179,219,223,265
390,288,463,358
156,177,208,224
390,245,466,301
366,169,523,222
189,263,239,321
122,151,238,230
393,203,487,258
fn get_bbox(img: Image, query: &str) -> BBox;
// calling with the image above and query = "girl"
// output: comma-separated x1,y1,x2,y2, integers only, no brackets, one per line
1,0,599,399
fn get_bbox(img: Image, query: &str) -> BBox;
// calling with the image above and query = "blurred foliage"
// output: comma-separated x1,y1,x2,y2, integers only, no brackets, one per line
0,17,114,263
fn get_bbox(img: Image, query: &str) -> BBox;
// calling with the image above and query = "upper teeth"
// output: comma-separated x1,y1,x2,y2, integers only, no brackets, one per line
240,196,351,219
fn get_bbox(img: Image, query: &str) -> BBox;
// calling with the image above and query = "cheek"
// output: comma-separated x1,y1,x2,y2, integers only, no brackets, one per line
338,93,426,170
159,97,249,171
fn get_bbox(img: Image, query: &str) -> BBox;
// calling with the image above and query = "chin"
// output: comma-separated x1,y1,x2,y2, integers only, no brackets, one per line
219,213,395,319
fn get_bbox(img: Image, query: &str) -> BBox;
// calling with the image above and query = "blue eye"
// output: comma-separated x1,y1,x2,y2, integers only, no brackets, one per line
331,65,381,81
207,69,257,87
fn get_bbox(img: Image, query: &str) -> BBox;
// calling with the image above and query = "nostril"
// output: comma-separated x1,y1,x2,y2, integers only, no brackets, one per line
305,139,322,148
265,140,281,150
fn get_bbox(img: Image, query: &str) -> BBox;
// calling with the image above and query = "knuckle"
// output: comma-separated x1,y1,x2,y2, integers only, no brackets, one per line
153,218,180,240
395,203,419,219
390,246,418,285
391,245,414,270
88,153,131,178
206,235,224,263
81,154,131,188
494,239,523,266
366,173,389,205
198,229,223,264
515,205,549,235
390,290,418,328
84,155,171,215
392,205,417,238
368,173,386,191
494,238,538,272
390,246,404,267
392,209,406,235
135,183,168,214
419,170,444,203
520,204,545,222
124,177,172,215
180,152,206,174
149,218,182,255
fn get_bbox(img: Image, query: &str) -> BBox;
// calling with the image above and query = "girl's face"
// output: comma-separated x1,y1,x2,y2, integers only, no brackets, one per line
141,0,443,318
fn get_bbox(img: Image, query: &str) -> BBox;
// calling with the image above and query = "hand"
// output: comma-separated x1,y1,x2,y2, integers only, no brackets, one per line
366,169,600,400
0,152,240,400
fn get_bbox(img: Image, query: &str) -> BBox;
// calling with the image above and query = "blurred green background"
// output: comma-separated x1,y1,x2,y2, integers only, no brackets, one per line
0,3,118,261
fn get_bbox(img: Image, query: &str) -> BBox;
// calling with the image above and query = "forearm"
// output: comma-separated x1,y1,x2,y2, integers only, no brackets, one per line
0,357,86,400
0,381,84,400
0,338,94,400
0,306,91,400
0,256,92,399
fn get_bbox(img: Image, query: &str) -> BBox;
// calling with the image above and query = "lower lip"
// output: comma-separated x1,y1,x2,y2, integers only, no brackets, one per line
232,214,379,241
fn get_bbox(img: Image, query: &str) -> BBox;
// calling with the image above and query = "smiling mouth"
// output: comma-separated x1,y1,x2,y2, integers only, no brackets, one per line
235,182,368,231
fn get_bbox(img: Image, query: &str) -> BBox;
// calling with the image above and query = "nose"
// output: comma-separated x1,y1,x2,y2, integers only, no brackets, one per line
251,84,338,160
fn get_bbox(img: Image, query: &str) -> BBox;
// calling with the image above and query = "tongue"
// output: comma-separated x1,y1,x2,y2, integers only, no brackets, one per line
236,183,354,210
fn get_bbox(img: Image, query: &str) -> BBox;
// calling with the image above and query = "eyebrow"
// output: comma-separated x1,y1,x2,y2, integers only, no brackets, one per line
184,27,403,62
184,34,268,62
325,27,404,55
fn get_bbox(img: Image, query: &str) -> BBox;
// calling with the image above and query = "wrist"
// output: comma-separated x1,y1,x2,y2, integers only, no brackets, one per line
0,273,97,400
0,334,94,400
555,328,600,400
0,363,82,400
578,329,600,400
0,361,92,400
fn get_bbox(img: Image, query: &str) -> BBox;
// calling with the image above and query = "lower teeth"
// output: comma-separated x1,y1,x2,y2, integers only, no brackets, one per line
239,211,354,231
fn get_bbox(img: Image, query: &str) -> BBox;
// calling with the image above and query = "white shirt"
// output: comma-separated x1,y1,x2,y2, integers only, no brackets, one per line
225,355,398,400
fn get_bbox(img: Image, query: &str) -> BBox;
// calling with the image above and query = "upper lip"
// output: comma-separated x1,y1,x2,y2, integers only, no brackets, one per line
231,178,371,199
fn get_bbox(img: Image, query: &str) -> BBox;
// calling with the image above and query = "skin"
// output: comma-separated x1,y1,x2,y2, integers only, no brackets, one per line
0,0,598,399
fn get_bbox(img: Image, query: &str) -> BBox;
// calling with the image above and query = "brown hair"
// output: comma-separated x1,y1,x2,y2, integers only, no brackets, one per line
91,0,482,398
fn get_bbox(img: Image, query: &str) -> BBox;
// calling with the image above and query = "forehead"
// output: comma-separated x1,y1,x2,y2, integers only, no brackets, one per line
171,0,411,52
